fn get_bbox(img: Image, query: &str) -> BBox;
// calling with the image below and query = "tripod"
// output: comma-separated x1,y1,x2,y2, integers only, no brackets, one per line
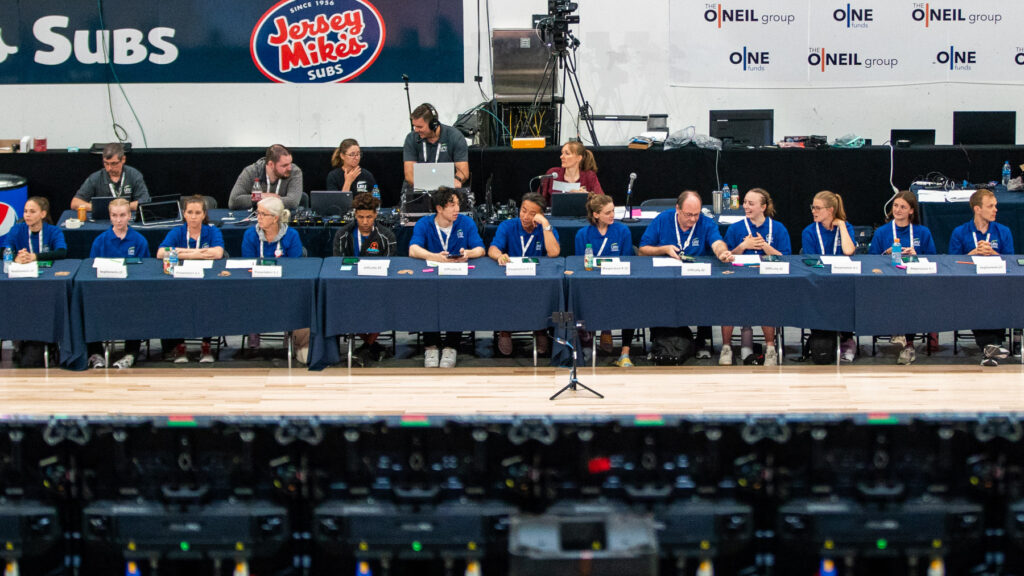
550,312,603,400
520,29,599,146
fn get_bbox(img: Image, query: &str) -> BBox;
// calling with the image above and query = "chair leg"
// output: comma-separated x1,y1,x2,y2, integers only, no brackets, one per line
348,335,354,369
43,344,50,369
532,333,537,367
287,331,293,369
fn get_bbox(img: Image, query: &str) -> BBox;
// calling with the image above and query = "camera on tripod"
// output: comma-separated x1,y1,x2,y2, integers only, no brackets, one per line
540,0,581,53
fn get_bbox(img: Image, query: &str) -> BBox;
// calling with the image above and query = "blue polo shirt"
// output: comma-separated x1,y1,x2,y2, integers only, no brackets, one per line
800,221,857,255
948,220,1014,255
409,214,484,255
723,217,792,255
4,222,67,255
241,226,303,258
574,222,634,256
868,222,936,255
491,218,559,257
639,209,722,257
159,224,225,250
89,227,150,258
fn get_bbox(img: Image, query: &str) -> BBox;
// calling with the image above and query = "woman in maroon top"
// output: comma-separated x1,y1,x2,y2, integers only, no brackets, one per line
539,141,604,201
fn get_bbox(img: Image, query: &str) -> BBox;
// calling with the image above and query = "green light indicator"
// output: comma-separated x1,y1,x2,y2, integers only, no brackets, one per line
876,538,888,550
180,541,190,552
412,541,423,552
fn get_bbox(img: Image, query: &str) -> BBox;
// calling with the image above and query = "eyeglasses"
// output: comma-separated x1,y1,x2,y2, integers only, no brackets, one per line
344,152,362,158
679,212,700,219
809,205,827,212
256,211,275,218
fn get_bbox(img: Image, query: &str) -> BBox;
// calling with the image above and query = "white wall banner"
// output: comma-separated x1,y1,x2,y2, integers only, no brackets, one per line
670,0,1019,86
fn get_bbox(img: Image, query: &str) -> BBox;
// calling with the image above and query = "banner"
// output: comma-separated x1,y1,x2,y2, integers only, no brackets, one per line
0,0,463,83
0,179,28,243
670,0,1019,86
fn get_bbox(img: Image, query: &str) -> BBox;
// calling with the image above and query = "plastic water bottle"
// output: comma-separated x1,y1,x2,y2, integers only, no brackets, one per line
1002,161,1011,187
250,178,263,205
372,185,381,201
3,247,12,273
891,237,902,266
731,184,740,209
584,243,594,271
168,247,179,274
721,184,730,210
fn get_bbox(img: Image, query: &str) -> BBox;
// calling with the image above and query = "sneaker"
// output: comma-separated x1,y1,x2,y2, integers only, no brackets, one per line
88,354,106,369
496,331,513,356
984,344,1010,359
113,354,135,369
764,346,778,366
614,354,633,367
718,344,733,366
928,332,940,353
840,338,857,363
534,331,551,356
173,343,188,364
695,348,711,360
890,334,907,347
295,346,309,365
439,347,457,368
199,343,215,363
424,347,440,368
897,345,916,365
981,357,999,367
599,331,614,354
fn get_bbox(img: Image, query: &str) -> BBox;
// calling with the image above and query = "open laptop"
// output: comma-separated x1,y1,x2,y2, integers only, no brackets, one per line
891,129,936,147
137,199,183,226
90,196,115,221
413,162,455,191
550,191,589,217
310,190,353,216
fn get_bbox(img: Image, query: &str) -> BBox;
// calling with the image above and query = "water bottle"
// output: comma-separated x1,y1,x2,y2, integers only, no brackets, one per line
1002,161,1011,187
721,184,730,210
731,184,740,209
250,178,263,205
3,247,11,273
584,243,594,271
891,237,902,266
168,247,179,274
372,185,381,201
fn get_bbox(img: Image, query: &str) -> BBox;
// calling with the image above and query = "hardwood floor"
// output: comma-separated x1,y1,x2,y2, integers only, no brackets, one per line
2,364,1023,416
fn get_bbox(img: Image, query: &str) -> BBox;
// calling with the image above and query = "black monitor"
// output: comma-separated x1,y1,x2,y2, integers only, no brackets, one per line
709,109,774,148
953,111,1016,145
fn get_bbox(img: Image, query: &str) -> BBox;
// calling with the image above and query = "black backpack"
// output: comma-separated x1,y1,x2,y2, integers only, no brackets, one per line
804,330,837,365
649,326,694,365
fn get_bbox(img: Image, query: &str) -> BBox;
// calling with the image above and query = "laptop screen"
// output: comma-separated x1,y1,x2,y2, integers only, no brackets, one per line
413,162,455,191
138,200,183,225
310,191,353,216
90,196,114,221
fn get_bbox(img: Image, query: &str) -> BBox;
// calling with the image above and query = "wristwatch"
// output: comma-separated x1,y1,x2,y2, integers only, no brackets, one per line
543,225,552,231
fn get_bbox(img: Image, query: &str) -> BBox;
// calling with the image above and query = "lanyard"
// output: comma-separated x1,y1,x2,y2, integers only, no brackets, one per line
108,176,125,198
972,230,991,248
27,227,43,254
520,228,536,256
816,222,840,255
436,221,452,253
422,141,442,163
355,230,363,254
675,219,696,253
595,236,609,256
259,239,282,259
743,217,773,251
187,227,202,249
892,220,913,248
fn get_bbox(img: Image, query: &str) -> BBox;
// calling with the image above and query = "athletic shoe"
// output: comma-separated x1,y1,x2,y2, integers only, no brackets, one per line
439,347,457,368
981,357,999,367
764,346,778,366
199,343,215,363
496,331,513,356
718,344,733,366
614,354,633,367
534,331,551,356
840,338,857,363
89,354,106,369
424,347,440,368
984,344,1010,359
295,346,309,365
113,354,135,369
173,343,188,364
599,331,614,354
897,345,916,365
695,348,711,360
890,334,907,347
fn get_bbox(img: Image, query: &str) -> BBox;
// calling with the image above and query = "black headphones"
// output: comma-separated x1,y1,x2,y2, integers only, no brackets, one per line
424,103,440,132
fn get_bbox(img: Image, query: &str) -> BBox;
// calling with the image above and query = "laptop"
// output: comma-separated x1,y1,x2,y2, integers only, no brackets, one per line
90,196,115,221
890,129,936,147
310,190,353,216
413,162,455,191
137,200,183,226
550,191,589,217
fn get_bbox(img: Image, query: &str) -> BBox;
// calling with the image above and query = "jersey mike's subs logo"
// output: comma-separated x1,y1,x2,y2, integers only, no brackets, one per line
251,0,385,83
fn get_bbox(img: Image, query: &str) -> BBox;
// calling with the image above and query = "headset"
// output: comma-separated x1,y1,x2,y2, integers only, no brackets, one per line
423,103,440,132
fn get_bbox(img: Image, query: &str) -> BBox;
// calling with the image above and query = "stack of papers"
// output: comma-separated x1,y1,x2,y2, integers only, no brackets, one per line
917,190,973,203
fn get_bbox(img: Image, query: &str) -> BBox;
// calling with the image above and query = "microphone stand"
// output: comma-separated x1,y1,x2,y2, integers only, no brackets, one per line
402,74,413,131
550,312,602,401
621,180,638,223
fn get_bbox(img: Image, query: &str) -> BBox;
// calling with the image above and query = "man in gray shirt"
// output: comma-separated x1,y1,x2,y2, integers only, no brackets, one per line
71,143,151,211
228,144,304,210
402,103,469,188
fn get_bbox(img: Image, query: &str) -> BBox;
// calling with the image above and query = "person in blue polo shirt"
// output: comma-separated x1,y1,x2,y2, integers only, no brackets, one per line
639,190,734,360
409,187,486,369
721,188,791,366
156,195,226,364
87,197,149,370
948,188,1014,366
489,192,560,356
5,196,67,264
868,190,937,366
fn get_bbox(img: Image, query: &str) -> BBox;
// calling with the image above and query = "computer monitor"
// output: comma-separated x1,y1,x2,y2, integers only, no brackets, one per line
709,109,774,148
310,191,353,216
953,111,1016,145
891,129,936,147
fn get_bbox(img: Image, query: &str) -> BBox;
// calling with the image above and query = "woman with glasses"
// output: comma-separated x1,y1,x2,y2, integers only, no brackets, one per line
801,190,857,362
327,138,377,194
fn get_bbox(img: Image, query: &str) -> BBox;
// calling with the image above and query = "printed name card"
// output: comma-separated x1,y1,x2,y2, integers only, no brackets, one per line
172,266,204,279
600,261,631,276
252,265,283,278
7,262,38,278
358,260,390,276
680,263,711,276
974,257,1006,275
438,262,469,276
829,261,862,274
505,262,536,276
905,262,937,275
226,259,256,269
180,260,214,269
93,258,124,268
96,265,127,279
759,262,790,275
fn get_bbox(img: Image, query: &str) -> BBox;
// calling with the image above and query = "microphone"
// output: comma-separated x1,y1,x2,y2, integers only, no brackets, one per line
536,173,557,180
626,172,637,196
622,172,638,223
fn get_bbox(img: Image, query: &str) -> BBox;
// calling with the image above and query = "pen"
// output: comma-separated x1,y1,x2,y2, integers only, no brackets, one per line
955,261,975,265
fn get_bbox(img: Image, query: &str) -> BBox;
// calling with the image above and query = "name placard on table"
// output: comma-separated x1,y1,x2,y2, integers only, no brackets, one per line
97,265,127,279
905,262,937,275
505,262,536,276
600,261,631,276
438,262,469,276
252,265,283,278
974,256,1006,275
680,263,711,276
172,266,204,279
357,260,390,276
759,262,790,275
7,262,38,278
829,261,862,274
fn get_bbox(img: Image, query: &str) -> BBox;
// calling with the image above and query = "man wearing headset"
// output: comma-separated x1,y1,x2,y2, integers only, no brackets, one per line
402,103,469,189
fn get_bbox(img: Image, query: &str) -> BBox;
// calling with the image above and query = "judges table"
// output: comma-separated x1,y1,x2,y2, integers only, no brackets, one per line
309,257,566,369
0,259,82,368
917,186,1024,253
70,258,320,369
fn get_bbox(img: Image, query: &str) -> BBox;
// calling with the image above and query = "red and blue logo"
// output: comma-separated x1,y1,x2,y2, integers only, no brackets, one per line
0,202,17,239
250,0,386,83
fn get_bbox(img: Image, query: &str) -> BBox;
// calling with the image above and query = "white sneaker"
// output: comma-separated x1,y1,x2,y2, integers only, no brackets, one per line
439,347,457,368
764,346,778,366
424,347,440,368
295,346,309,365
890,334,907,347
173,344,188,364
897,345,916,365
840,338,857,363
113,354,135,369
88,354,106,369
199,343,215,364
718,344,733,366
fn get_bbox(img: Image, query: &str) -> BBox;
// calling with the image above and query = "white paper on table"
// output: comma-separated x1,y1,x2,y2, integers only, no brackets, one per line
8,262,38,278
652,257,684,267
972,256,1004,265
226,259,256,268
917,257,930,263
180,260,214,269
916,190,947,203
639,210,661,219
945,191,974,202
820,255,852,265
93,258,125,268
718,215,744,224
732,254,761,265
551,180,581,193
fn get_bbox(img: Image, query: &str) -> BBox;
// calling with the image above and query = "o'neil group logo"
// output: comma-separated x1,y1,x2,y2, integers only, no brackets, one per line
251,0,386,83
703,3,796,28
0,203,17,238
833,4,874,28
911,4,1003,27
729,47,770,72
808,48,898,71
935,46,976,71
